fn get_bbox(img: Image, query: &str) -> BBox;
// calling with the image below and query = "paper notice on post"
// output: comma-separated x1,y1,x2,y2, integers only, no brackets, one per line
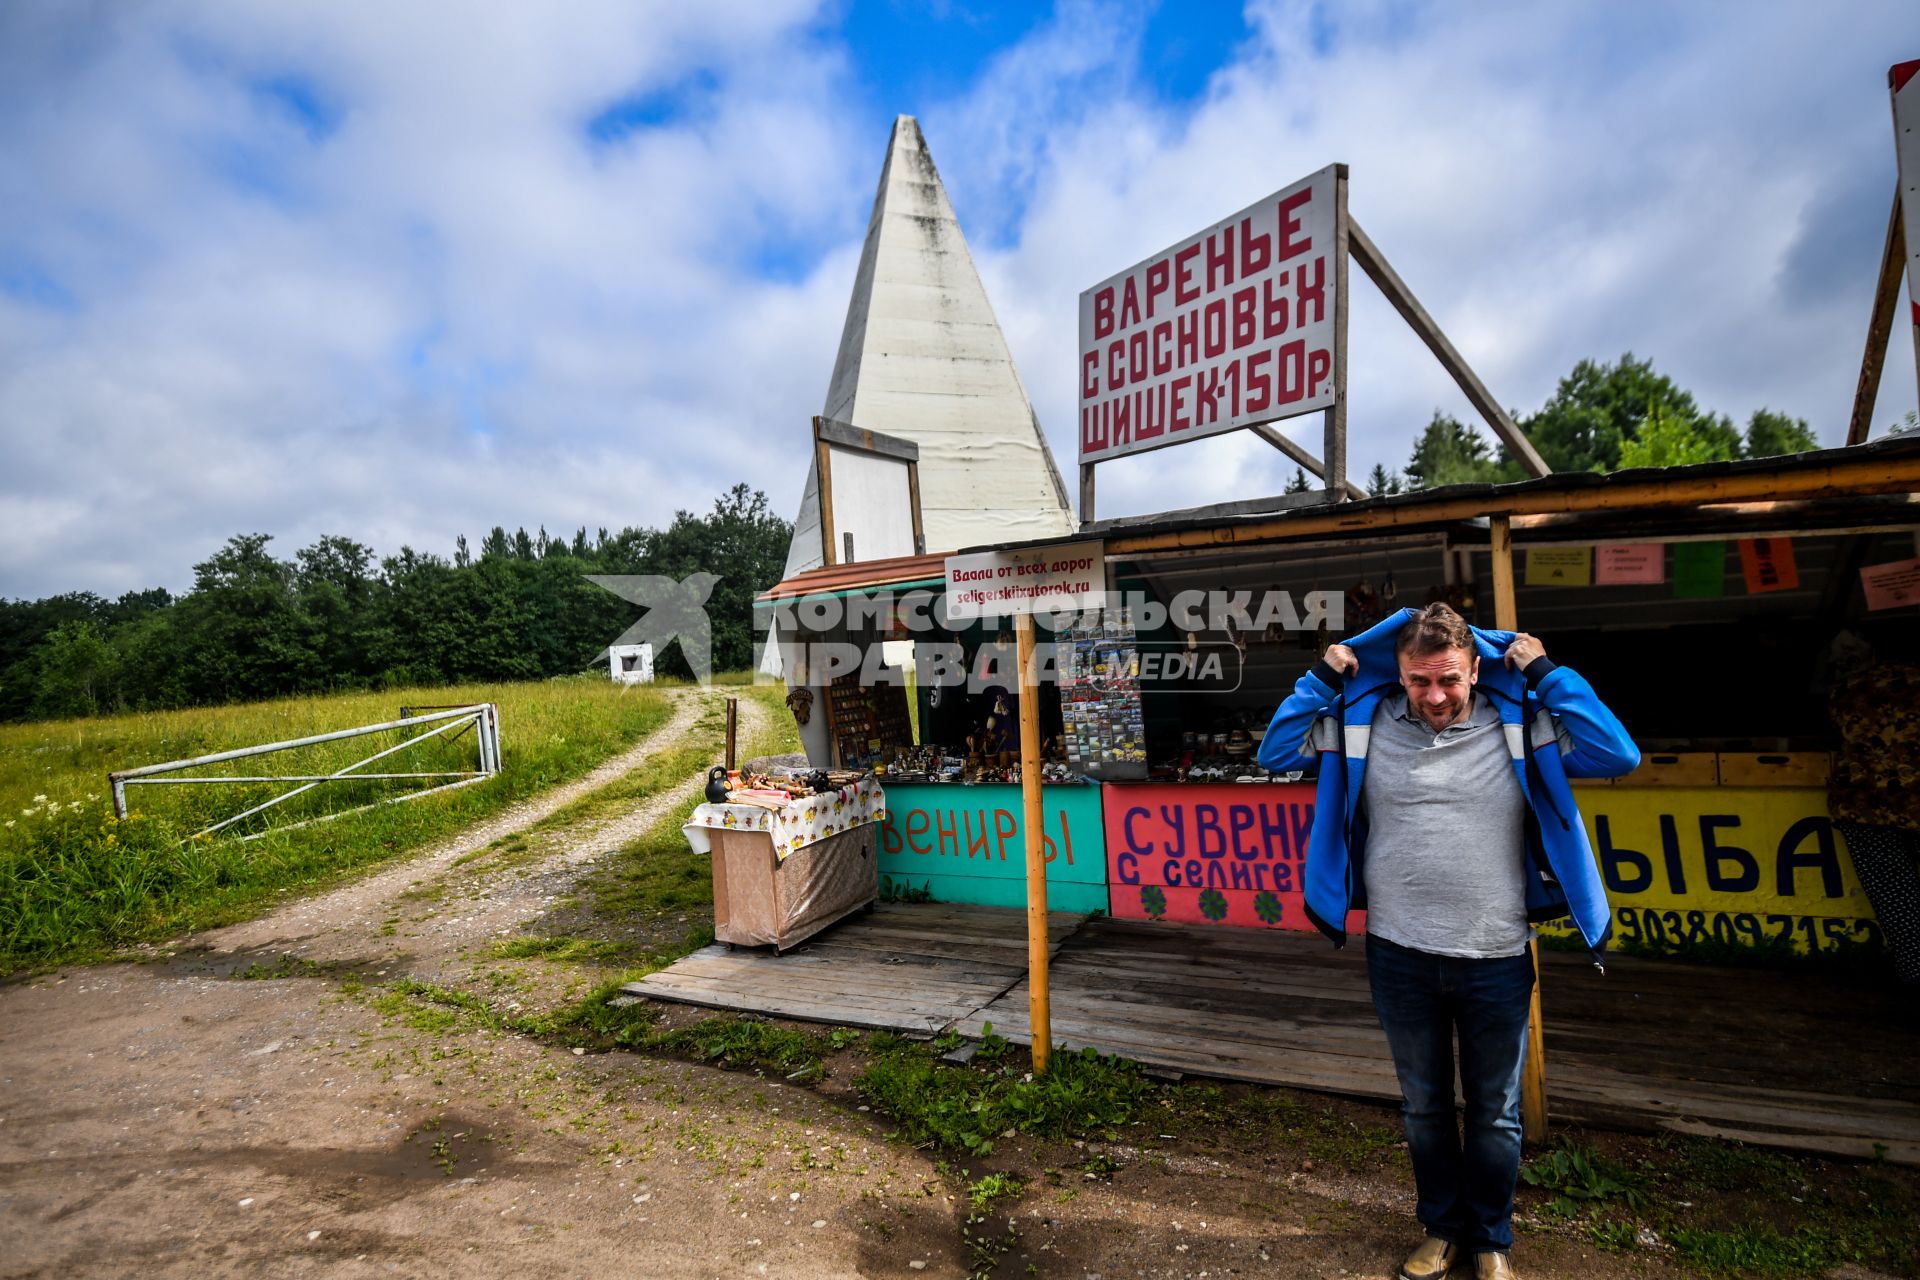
1738,538,1800,594
1673,542,1725,598
1860,557,1920,611
1596,544,1664,585
1524,547,1592,586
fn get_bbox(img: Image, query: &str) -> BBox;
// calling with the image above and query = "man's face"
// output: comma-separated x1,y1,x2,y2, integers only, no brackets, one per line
1398,645,1478,730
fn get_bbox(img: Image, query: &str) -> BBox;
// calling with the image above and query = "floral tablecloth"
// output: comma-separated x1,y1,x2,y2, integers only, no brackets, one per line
683,778,887,862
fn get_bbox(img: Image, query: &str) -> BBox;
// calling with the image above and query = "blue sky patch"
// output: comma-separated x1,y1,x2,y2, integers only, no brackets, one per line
251,74,342,143
0,257,77,311
586,71,719,148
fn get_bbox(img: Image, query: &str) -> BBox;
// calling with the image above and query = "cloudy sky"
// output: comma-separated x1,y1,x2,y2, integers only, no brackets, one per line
2,0,1915,599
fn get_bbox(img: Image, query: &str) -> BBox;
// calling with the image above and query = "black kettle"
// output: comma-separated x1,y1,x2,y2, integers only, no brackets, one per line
704,766,731,804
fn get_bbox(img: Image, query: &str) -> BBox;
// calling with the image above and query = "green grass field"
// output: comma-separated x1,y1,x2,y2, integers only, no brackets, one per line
0,675,681,972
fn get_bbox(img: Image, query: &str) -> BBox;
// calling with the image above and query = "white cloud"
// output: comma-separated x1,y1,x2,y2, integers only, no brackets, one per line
2,0,1915,597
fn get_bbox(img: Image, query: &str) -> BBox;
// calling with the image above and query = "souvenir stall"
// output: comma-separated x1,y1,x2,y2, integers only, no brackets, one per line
964,436,1920,956
754,552,1111,913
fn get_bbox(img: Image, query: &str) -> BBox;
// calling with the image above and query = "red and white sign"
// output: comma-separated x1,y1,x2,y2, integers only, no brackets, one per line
1103,782,1360,933
943,540,1105,621
1078,165,1341,463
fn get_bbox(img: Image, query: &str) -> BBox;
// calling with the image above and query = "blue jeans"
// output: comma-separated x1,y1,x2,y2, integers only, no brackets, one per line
1365,933,1534,1253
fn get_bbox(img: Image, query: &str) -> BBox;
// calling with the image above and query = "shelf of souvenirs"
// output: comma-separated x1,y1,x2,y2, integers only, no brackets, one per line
871,741,1092,786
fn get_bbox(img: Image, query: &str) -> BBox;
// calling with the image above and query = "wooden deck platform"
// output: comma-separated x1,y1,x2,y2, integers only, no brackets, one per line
624,904,1920,1164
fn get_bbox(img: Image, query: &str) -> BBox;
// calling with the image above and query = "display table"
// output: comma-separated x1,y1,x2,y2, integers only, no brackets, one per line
685,780,886,951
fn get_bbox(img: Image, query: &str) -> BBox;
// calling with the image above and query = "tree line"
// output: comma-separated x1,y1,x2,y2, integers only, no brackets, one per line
0,484,792,722
1359,351,1822,495
1279,352,1823,495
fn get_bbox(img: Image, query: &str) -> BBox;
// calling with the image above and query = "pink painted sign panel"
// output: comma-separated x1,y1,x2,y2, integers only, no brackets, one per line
1596,544,1664,585
1104,782,1363,933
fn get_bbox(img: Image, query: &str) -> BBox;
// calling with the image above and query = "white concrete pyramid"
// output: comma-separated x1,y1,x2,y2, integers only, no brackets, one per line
778,115,1076,582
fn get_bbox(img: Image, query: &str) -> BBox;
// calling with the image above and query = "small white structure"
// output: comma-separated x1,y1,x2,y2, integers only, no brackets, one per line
608,643,654,685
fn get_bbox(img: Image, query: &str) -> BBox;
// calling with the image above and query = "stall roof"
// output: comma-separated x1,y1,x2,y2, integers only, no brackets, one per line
755,436,1920,602
972,434,1920,558
758,550,950,603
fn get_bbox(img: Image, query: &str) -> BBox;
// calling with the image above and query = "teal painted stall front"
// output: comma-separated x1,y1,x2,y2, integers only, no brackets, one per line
877,783,1110,914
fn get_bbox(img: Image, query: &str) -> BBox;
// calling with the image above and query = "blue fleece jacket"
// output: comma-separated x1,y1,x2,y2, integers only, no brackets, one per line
1256,608,1639,958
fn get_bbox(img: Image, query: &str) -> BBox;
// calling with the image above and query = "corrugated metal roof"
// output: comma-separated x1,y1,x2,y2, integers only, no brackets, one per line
758,550,951,602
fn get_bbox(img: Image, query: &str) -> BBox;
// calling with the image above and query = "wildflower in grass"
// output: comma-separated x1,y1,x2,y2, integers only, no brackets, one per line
32,794,47,804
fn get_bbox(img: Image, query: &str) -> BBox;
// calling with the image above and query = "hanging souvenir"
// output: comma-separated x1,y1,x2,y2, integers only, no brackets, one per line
1261,584,1284,644
1346,579,1380,628
1382,565,1398,602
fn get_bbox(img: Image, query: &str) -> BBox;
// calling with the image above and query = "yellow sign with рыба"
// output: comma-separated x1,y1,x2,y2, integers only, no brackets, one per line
1544,787,1881,954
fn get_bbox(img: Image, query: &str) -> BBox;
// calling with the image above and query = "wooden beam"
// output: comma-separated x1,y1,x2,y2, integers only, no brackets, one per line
813,415,921,462
907,460,926,556
1107,452,1920,554
1080,462,1097,527
1324,167,1351,502
814,430,838,567
1249,423,1370,500
1489,514,1549,1144
1348,218,1551,478
1848,192,1905,447
1015,613,1051,1074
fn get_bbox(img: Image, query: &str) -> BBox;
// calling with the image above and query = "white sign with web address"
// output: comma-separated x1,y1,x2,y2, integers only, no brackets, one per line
943,541,1106,621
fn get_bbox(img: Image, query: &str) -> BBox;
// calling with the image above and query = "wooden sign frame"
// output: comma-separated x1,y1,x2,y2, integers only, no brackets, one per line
814,416,926,566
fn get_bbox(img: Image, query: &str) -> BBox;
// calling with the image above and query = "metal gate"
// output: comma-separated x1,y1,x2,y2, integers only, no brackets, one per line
108,703,501,841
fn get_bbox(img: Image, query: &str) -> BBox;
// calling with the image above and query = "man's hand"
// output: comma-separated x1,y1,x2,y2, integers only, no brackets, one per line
1323,643,1358,675
1505,632,1547,670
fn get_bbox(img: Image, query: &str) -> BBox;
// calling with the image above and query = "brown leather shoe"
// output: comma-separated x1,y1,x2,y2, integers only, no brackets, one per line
1398,1236,1459,1280
1472,1251,1517,1279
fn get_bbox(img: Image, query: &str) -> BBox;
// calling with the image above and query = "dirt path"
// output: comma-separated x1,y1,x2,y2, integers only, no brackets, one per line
197,682,737,972
0,686,1882,1279
0,684,920,1279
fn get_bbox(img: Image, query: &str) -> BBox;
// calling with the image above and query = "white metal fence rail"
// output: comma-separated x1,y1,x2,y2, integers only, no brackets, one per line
108,703,502,841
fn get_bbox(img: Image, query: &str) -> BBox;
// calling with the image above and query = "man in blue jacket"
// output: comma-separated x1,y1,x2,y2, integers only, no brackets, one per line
1259,603,1637,1280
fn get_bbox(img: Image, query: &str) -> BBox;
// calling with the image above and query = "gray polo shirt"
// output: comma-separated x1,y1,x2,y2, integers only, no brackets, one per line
1360,692,1531,959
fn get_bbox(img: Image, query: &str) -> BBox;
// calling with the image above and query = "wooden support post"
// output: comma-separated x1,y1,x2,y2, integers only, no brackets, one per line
1016,613,1051,1074
724,698,738,772
1848,192,1906,446
814,428,838,567
1080,462,1097,527
1490,514,1549,1143
1249,423,1370,500
1324,167,1350,502
907,460,926,556
1348,219,1551,479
